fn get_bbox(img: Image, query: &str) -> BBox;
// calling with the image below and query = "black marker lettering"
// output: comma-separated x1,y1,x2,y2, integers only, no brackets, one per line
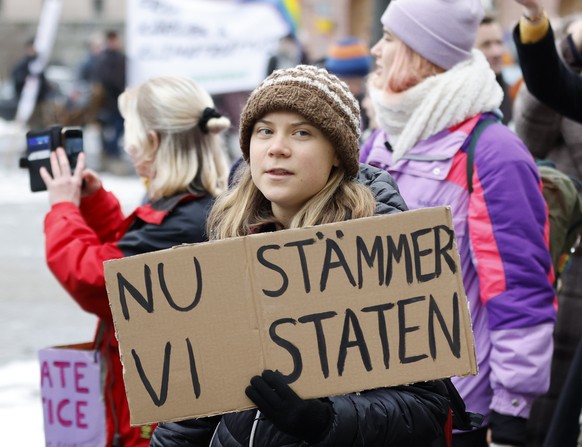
320,238,356,292
337,309,372,376
132,343,171,407
434,225,457,275
356,235,385,288
117,264,154,321
186,338,201,398
298,311,337,378
386,234,413,286
158,258,203,312
269,318,302,382
428,293,461,359
398,296,428,364
411,228,435,282
257,245,288,298
362,303,395,369
284,238,316,293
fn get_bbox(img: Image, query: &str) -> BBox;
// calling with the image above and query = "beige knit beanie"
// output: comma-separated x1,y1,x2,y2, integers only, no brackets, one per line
239,64,361,178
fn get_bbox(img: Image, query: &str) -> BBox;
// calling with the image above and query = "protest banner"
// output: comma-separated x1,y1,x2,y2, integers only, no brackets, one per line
126,0,290,94
104,206,477,425
39,343,106,446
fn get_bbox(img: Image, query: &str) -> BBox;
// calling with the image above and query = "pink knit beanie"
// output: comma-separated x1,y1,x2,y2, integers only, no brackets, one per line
381,0,484,69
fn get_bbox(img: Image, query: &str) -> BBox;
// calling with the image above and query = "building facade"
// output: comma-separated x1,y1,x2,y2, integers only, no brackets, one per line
1,0,581,88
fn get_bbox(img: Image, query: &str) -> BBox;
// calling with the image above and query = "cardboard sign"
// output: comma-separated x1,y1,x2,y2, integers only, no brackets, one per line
104,206,477,425
38,343,106,446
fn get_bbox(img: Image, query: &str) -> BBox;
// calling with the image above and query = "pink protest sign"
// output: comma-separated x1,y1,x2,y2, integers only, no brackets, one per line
38,343,106,446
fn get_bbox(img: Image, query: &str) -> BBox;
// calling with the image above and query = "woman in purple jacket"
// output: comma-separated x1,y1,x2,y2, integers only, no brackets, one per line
360,0,557,446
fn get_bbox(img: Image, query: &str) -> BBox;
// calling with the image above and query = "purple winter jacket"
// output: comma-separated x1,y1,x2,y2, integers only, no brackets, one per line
361,113,557,424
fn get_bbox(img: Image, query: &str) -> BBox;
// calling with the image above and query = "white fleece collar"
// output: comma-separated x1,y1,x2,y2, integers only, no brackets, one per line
369,49,503,162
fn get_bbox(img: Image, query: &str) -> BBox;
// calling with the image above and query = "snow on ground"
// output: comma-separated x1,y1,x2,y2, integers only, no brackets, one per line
0,360,45,446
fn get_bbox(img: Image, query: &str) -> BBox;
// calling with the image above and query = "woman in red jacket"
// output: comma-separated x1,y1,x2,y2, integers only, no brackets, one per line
40,76,231,446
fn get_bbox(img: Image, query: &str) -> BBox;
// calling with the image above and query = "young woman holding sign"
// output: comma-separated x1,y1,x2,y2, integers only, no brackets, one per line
151,65,459,446
40,76,231,446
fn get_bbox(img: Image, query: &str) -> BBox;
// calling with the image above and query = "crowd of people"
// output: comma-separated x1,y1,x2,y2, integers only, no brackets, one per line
32,0,582,446
12,29,131,175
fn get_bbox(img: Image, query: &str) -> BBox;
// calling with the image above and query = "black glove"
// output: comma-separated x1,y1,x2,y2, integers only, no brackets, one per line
245,369,332,443
489,411,527,446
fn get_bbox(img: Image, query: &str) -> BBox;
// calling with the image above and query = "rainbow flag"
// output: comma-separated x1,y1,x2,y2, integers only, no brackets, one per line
279,0,300,35
239,0,301,35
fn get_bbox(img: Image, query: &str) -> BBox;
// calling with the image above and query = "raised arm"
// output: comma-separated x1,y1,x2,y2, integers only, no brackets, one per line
513,0,582,122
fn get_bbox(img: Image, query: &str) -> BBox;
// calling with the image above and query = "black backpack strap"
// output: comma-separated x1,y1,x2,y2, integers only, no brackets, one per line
466,118,498,193
442,378,484,431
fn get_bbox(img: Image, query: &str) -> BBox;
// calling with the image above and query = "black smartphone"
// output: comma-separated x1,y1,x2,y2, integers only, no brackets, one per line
25,129,57,192
22,126,84,192
61,127,84,171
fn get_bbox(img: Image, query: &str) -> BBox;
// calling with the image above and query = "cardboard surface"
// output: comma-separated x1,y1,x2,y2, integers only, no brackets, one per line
104,206,477,425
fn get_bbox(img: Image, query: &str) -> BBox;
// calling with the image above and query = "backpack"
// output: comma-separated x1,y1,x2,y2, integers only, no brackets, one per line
466,118,582,286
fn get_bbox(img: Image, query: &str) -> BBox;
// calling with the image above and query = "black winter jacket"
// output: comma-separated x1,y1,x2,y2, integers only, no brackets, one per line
150,165,451,447
357,163,408,215
514,24,582,123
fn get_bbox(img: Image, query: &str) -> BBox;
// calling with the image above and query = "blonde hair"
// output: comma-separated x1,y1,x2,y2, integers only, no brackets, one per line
118,76,230,200
386,40,445,93
207,164,376,240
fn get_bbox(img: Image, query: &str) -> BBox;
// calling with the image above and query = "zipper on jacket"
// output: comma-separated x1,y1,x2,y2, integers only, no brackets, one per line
249,410,261,447
209,420,221,445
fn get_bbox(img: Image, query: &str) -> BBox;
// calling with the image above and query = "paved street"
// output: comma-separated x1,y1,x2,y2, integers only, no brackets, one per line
0,132,144,444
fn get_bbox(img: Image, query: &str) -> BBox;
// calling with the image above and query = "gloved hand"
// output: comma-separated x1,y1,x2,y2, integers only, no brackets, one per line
245,369,332,443
489,411,527,446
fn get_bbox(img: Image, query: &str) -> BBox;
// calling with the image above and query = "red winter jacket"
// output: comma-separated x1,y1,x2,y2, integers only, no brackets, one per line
44,186,214,447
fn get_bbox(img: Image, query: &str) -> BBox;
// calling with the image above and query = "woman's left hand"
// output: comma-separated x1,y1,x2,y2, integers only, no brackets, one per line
40,148,86,207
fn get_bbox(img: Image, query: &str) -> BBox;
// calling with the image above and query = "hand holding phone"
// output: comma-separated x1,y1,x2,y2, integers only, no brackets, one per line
39,148,86,207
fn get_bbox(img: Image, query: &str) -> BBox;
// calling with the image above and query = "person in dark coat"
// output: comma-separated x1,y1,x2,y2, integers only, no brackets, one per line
92,30,128,172
39,76,231,446
543,338,582,447
11,38,52,129
266,34,308,77
513,2,582,445
513,0,582,122
150,65,456,447
12,38,50,102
